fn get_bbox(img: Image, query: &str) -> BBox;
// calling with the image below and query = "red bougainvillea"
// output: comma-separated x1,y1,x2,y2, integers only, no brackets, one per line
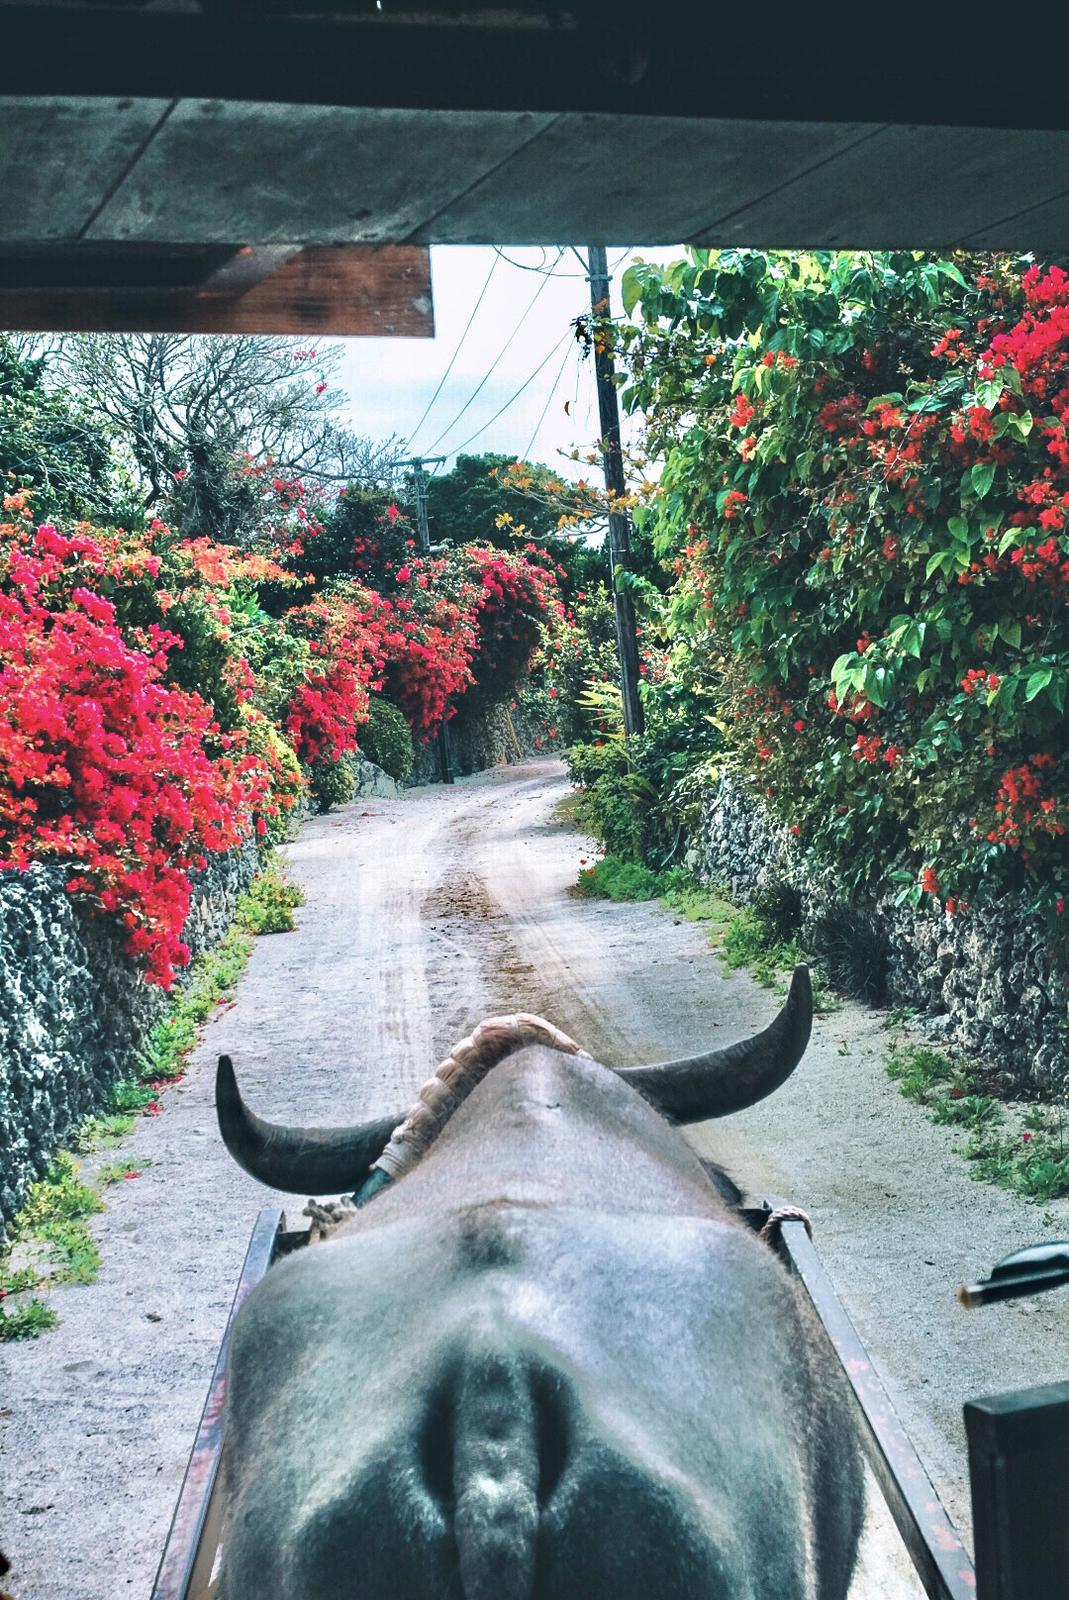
0,516,272,986
0,484,562,983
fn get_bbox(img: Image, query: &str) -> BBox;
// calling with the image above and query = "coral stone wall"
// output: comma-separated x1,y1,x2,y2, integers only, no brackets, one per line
686,773,1069,1094
408,702,553,786
0,844,258,1237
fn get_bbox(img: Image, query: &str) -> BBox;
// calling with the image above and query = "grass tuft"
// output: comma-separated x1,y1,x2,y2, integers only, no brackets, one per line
886,1042,1069,1201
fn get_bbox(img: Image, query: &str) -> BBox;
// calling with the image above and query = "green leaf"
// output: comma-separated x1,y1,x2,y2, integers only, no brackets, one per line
971,461,996,499
975,377,1004,409
620,265,645,319
998,619,1022,649
1025,667,1053,701
901,622,925,658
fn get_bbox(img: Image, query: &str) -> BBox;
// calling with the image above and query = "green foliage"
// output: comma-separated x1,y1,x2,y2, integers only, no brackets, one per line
310,754,356,813
751,877,804,942
0,1298,58,1340
885,1043,958,1103
968,1122,1069,1200
236,861,303,934
0,892,262,1339
885,1041,1069,1199
575,854,668,901
70,1112,136,1152
358,695,415,781
618,249,1069,940
721,907,776,968
807,902,890,1004
426,453,570,551
0,1152,104,1332
96,1160,151,1188
0,337,124,524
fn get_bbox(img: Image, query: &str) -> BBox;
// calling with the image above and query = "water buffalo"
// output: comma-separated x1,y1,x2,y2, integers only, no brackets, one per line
216,966,863,1599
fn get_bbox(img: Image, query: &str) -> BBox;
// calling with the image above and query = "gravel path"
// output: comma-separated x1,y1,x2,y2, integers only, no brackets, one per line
2,760,1067,1598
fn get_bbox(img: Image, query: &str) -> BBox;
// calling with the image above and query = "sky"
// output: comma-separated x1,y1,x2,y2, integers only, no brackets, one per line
334,245,684,484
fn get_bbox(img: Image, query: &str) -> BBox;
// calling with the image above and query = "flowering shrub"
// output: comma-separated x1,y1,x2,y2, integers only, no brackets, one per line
449,545,564,703
620,251,1069,936
0,465,563,984
0,510,275,986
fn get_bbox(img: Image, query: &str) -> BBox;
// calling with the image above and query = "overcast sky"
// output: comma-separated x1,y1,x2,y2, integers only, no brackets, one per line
334,245,683,483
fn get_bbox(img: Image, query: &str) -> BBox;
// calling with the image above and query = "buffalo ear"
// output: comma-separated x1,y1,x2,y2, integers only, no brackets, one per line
216,1055,402,1196
614,964,812,1122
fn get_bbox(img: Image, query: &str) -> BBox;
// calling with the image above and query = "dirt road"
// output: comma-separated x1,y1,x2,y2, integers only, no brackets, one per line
3,761,1067,1598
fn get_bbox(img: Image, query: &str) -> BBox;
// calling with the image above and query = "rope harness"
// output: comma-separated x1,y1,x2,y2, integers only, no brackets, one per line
299,1017,815,1253
758,1204,814,1245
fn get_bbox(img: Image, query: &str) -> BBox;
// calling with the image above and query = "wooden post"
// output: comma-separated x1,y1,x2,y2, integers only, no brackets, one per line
587,246,644,737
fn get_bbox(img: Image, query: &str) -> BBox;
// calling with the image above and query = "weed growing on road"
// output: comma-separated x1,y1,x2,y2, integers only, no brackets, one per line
885,1043,1069,1201
97,1161,151,1186
236,856,304,934
719,907,839,1013
0,1156,103,1340
576,858,840,1012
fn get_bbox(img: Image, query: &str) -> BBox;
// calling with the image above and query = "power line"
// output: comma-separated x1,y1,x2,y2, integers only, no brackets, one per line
406,252,500,451
524,337,576,461
422,249,565,455
446,327,576,457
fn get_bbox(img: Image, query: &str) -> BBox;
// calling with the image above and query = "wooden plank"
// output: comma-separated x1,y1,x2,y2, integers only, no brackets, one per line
87,99,555,245
703,124,1069,250
0,244,433,335
774,1216,977,1600
2,96,173,240
3,9,1069,137
965,1383,1069,1600
966,191,1069,252
421,112,876,246
150,1208,284,1600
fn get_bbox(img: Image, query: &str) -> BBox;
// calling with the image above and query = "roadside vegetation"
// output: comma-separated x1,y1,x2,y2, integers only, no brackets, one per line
553,248,1069,1189
885,1042,1069,1202
0,858,299,1340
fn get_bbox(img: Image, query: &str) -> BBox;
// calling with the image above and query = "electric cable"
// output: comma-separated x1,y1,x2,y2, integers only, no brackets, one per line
444,326,575,457
523,337,577,460
422,249,565,454
405,252,500,451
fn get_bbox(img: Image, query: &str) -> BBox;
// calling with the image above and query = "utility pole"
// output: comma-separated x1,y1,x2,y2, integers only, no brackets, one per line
587,246,645,736
396,453,454,782
395,454,445,553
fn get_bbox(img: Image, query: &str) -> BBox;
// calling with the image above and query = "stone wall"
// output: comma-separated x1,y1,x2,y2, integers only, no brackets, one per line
686,772,1069,1094
409,701,550,786
0,843,258,1237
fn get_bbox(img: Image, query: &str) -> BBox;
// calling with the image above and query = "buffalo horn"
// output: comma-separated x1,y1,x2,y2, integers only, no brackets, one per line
614,963,813,1122
216,1055,401,1195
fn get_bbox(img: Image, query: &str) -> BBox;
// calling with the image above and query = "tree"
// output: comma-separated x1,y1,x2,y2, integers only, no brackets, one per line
0,337,121,523
43,334,404,519
425,453,590,546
